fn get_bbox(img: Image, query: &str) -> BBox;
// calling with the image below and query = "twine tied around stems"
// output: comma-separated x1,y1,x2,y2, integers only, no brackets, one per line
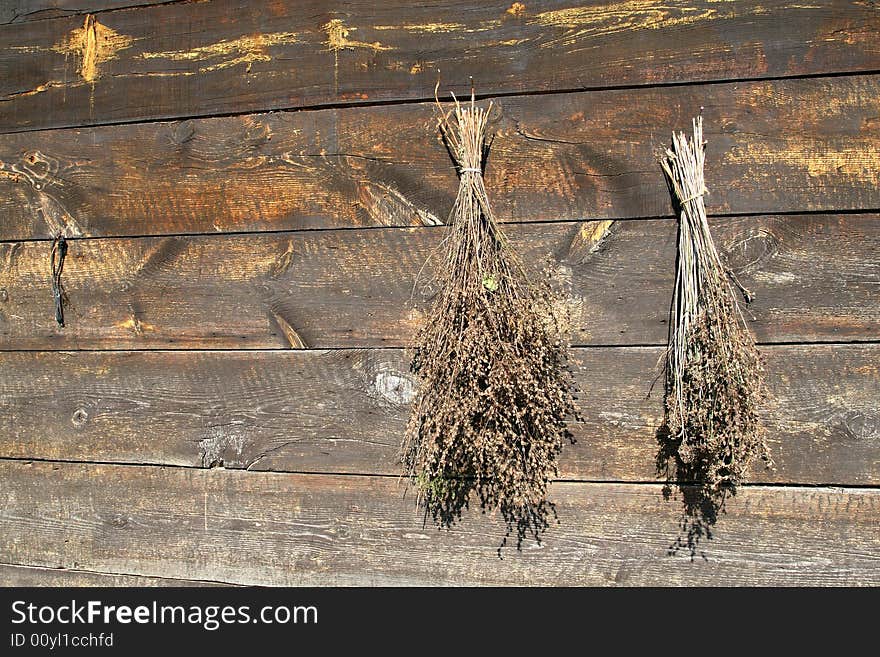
679,186,708,204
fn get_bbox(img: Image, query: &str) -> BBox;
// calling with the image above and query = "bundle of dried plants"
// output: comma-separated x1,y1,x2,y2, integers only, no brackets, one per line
401,88,577,548
657,116,771,553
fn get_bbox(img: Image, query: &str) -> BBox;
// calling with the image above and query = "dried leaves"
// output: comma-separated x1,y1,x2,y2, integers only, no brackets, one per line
658,117,771,554
401,91,577,548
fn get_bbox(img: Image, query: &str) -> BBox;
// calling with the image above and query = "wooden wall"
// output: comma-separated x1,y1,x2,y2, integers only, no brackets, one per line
1,1,878,586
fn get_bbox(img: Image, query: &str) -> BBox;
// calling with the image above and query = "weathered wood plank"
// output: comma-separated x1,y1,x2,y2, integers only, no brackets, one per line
2,1,879,132
0,1,175,25
1,345,877,485
1,215,877,349
1,461,877,585
2,75,880,240
0,563,224,586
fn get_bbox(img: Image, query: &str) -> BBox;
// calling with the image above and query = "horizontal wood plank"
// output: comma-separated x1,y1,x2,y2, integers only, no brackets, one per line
2,75,880,240
1,344,877,485
1,215,877,349
2,1,879,132
0,1,174,24
1,461,877,585
0,563,224,586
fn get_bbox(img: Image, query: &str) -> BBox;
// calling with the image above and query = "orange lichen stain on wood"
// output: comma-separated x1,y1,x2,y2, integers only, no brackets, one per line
507,2,526,17
53,15,134,82
323,19,392,52
374,20,504,34
115,316,155,335
530,1,727,45
323,19,391,96
566,220,615,264
803,146,880,182
373,22,466,33
580,219,615,248
140,31,299,73
725,141,880,184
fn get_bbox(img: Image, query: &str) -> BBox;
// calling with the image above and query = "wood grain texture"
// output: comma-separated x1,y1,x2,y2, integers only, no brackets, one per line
1,215,878,349
2,74,880,240
2,1,879,132
0,563,224,586
1,461,877,585
0,1,175,24
1,345,877,485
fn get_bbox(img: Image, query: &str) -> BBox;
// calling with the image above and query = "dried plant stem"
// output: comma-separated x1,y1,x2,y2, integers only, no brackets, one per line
401,89,577,548
658,117,771,550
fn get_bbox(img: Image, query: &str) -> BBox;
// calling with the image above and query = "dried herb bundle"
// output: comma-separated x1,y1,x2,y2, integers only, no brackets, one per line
658,116,771,549
401,90,577,547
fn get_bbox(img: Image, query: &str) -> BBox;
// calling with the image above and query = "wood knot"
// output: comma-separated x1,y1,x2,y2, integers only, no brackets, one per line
18,150,57,189
838,409,879,442
242,120,272,147
103,513,129,529
269,241,295,277
269,310,307,349
415,281,437,300
374,368,415,405
199,430,246,468
71,408,89,427
170,120,196,146
723,227,780,274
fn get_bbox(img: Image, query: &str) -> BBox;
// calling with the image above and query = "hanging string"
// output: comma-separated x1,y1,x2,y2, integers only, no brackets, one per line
50,233,68,327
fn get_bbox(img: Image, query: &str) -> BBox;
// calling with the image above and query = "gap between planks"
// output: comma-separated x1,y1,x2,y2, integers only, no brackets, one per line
1,339,880,354
2,208,880,246
4,68,880,138
0,561,237,586
1,455,877,492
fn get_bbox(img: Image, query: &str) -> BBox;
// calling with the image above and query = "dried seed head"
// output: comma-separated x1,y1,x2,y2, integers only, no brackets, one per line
658,117,771,555
402,91,578,548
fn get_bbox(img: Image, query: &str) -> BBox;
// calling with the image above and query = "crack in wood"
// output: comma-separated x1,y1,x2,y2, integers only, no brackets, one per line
1,81,66,102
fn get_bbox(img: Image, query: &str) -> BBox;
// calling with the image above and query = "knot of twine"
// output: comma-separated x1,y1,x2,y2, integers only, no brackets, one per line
680,186,709,204
460,167,482,174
